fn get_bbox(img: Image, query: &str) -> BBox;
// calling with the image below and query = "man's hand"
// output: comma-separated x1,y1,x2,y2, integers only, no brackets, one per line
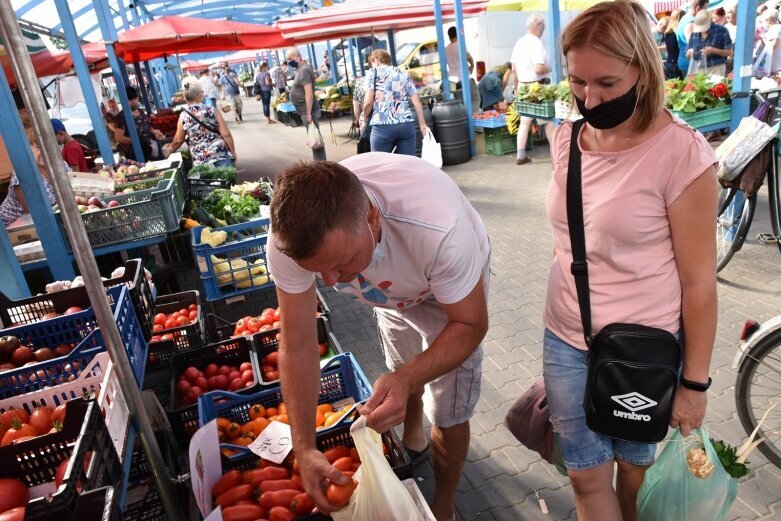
669,387,707,436
686,48,694,58
420,124,429,137
358,372,411,433
296,447,351,513
306,113,313,123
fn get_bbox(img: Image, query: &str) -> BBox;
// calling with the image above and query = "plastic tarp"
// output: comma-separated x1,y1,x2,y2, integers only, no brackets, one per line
0,42,108,87
276,0,490,44
113,15,293,62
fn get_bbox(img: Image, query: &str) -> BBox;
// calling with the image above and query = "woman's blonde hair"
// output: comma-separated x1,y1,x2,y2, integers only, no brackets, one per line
562,0,665,132
666,9,685,33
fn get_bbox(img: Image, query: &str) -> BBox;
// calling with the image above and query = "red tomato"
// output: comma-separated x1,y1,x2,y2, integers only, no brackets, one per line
52,404,67,424
228,371,241,382
1,422,37,446
154,313,167,326
213,374,229,390
175,315,188,327
29,406,54,435
260,313,275,327
246,318,261,333
272,321,281,329
187,387,202,401
160,333,174,341
212,470,242,497
239,362,252,372
241,370,254,383
0,507,25,521
195,376,209,390
188,304,198,312
0,409,29,427
63,306,83,315
179,308,189,317
170,312,181,320
205,363,219,377
326,480,357,507
229,378,245,391
164,318,176,330
218,366,231,376
188,310,198,322
259,325,272,333
176,379,191,394
259,489,300,510
0,479,28,514
290,493,315,515
221,504,266,521
183,367,199,382
268,506,296,521
273,308,282,321
264,371,279,381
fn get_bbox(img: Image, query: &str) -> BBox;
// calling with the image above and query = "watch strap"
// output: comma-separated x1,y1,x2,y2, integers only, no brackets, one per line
680,375,712,392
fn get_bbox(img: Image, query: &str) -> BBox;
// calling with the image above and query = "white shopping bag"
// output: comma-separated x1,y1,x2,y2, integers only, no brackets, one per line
331,417,424,521
716,116,778,181
421,129,443,168
307,123,324,149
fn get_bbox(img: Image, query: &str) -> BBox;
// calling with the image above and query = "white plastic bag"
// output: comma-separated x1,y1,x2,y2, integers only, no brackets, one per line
331,417,424,521
421,129,443,168
716,116,778,181
307,123,324,149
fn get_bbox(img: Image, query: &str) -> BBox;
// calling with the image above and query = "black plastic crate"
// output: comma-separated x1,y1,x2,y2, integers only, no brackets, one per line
166,337,259,449
186,177,232,200
73,486,121,521
0,399,123,521
152,290,204,353
254,316,342,384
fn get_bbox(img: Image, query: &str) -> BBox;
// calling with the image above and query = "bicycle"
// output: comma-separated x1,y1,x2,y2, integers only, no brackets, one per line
733,318,781,468
716,89,781,272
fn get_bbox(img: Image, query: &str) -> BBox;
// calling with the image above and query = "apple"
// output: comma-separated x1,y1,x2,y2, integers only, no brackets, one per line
64,306,84,315
127,165,140,175
122,188,134,194
98,169,111,178
87,197,104,209
116,166,128,175
77,205,88,213
75,196,88,206
107,200,121,208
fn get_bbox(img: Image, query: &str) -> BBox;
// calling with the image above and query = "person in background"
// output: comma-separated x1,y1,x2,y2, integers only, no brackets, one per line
51,118,87,172
445,26,474,88
676,0,710,78
352,72,366,130
545,2,717,520
762,9,781,76
510,13,555,166
254,62,276,125
286,47,327,161
363,49,429,156
477,62,512,111
655,16,670,61
111,86,161,162
200,69,220,108
665,10,686,79
169,81,236,168
686,9,733,76
712,7,727,25
724,2,737,42
220,62,244,123
272,61,289,99
267,153,491,521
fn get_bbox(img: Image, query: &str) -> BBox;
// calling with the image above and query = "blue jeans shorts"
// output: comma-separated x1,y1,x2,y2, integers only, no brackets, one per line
542,328,656,471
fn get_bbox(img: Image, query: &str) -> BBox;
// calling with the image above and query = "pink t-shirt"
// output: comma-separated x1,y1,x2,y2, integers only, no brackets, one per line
267,152,490,311
543,114,717,349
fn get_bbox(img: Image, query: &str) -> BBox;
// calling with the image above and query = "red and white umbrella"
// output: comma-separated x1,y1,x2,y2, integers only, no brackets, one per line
277,0,490,44
653,0,687,15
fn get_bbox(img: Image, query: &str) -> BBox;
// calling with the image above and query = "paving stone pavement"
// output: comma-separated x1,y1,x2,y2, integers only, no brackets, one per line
216,98,781,520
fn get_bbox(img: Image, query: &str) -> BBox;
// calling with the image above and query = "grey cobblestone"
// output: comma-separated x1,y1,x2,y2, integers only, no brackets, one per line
223,102,781,520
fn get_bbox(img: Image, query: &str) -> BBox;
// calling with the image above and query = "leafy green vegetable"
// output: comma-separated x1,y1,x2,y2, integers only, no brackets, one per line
187,164,237,184
711,438,749,479
200,189,260,220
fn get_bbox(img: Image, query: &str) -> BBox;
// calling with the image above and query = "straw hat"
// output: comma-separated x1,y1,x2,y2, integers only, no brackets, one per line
692,10,712,33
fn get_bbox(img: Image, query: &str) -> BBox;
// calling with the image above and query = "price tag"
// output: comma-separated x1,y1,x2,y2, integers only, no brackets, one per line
248,420,293,464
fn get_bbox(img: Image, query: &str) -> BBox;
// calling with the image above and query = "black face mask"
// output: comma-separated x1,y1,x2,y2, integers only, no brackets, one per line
288,59,298,69
573,83,638,130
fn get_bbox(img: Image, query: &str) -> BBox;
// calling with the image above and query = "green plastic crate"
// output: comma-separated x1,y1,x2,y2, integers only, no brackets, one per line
114,168,177,194
672,105,731,129
484,127,517,156
514,100,555,118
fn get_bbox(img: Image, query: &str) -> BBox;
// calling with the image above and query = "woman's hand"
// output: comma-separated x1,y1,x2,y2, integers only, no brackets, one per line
670,387,708,436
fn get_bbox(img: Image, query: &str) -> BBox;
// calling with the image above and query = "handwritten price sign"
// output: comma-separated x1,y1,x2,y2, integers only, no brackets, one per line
248,420,293,464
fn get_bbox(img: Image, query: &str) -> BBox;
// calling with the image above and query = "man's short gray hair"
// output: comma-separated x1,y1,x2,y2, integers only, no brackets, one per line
183,81,204,103
527,14,545,29
286,47,302,60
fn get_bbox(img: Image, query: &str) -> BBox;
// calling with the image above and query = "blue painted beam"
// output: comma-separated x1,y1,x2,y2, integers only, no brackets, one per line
387,30,397,67
326,40,337,83
94,0,146,161
52,3,94,32
348,38,358,78
730,0,758,131
433,0,450,99
0,66,75,282
547,0,562,84
54,0,114,165
13,0,46,18
454,0,475,157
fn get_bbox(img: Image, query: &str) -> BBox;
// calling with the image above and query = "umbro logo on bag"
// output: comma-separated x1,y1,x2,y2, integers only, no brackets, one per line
611,392,658,422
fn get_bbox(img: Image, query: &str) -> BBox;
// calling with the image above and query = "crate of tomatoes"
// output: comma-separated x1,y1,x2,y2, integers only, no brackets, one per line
165,337,260,449
146,290,205,371
0,399,123,521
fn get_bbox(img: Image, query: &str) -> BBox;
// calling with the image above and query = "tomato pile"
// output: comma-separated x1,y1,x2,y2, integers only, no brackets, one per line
176,362,255,406
232,307,282,338
473,109,505,120
0,478,28,521
150,303,199,343
212,444,362,520
0,405,66,446
0,335,79,373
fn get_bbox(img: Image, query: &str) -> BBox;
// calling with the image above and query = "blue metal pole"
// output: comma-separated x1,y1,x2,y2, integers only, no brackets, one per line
454,0,475,157
155,62,171,108
730,0,758,131
0,223,30,299
116,0,152,114
348,38,358,78
93,0,145,161
326,40,338,83
547,0,562,84
358,38,366,75
0,67,75,282
386,30,398,66
130,6,160,110
53,0,113,164
310,44,318,70
276,50,282,65
433,0,451,99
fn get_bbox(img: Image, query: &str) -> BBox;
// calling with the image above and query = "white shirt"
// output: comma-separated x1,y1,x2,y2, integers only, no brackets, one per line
510,33,550,83
767,24,781,73
200,75,219,99
724,22,737,43
267,152,491,311
446,41,461,81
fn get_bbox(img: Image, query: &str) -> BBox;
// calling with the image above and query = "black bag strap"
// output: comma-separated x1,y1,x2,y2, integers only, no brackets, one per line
181,107,221,136
565,119,593,346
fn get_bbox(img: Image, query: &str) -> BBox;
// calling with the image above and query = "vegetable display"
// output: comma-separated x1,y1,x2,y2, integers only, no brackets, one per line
176,361,256,406
200,189,261,221
188,165,238,185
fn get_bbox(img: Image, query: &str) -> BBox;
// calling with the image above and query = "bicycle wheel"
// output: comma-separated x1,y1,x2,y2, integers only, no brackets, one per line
735,330,781,467
716,187,757,272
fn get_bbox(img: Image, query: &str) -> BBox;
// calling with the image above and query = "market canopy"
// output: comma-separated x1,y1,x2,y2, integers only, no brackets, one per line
276,0,490,44
181,59,210,71
486,0,608,9
113,15,293,62
1,42,108,87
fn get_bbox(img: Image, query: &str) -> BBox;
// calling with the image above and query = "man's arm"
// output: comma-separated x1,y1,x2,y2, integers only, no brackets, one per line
169,118,186,153
277,284,349,512
303,82,314,123
360,276,488,432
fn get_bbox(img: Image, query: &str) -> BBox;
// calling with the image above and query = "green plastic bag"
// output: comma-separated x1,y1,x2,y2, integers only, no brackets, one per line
637,427,738,521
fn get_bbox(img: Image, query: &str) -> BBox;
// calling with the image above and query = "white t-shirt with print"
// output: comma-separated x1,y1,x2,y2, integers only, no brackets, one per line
510,33,550,83
267,152,490,311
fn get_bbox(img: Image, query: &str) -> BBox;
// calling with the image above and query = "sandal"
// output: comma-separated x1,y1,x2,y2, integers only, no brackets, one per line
404,443,431,466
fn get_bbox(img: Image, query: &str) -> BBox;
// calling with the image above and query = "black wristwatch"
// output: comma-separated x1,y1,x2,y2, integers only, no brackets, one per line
680,375,712,392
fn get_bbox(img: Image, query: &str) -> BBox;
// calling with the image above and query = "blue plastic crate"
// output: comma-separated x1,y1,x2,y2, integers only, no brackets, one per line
192,219,275,302
473,115,506,128
197,353,372,457
0,285,147,397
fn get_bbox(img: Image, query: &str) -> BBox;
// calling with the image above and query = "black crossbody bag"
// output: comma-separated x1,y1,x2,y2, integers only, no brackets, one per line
566,119,682,444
